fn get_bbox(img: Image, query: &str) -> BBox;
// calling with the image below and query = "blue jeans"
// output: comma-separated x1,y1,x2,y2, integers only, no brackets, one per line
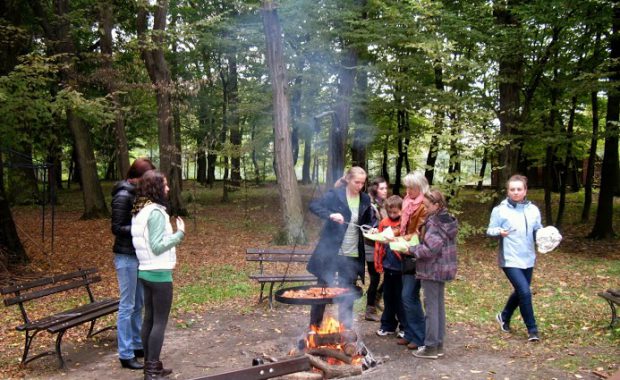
114,254,144,359
501,267,538,334
402,274,425,346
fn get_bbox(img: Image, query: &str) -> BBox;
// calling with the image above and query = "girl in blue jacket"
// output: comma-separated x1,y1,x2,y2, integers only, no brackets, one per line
487,174,543,342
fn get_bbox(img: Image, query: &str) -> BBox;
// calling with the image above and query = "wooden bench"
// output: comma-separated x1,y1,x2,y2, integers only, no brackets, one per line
1,268,119,368
246,248,317,309
598,288,620,328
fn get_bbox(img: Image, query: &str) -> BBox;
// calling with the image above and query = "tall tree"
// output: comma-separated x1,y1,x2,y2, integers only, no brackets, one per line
589,1,620,239
136,0,185,215
262,1,306,244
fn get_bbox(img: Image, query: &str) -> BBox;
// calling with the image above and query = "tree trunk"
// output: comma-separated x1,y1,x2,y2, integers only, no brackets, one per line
556,97,577,228
381,134,390,184
136,0,184,215
393,107,407,197
99,1,129,179
590,1,620,239
582,91,599,222
351,67,370,170
328,48,357,186
302,134,312,184
228,53,242,185
425,65,444,186
7,142,39,204
0,152,28,267
262,1,306,244
494,2,524,191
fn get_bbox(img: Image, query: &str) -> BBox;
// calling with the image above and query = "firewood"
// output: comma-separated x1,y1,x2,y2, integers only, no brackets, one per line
304,330,358,347
307,348,352,364
279,371,323,380
342,342,357,357
305,354,362,379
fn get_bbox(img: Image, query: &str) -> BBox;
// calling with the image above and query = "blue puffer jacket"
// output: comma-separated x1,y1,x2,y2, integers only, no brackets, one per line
307,187,372,285
487,199,543,269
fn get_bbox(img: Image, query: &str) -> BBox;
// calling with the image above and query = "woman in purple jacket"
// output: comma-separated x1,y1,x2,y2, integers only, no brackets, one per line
402,189,458,359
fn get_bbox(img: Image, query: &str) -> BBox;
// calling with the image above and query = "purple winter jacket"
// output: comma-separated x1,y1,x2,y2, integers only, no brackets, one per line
408,209,458,282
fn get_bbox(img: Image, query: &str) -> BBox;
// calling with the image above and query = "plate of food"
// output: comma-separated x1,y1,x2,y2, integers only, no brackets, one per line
389,235,419,253
363,226,394,242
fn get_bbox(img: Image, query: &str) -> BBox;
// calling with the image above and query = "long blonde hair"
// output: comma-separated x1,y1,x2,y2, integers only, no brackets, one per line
334,166,367,188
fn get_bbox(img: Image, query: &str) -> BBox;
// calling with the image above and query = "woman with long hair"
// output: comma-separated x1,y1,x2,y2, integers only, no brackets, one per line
364,177,388,321
111,158,155,370
131,170,185,379
307,167,373,329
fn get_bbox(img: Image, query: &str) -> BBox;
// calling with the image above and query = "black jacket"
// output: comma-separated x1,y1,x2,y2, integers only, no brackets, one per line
307,187,372,285
111,180,136,255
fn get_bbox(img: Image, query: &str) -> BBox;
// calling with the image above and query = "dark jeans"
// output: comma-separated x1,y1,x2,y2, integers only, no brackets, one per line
402,274,425,346
366,260,380,307
380,268,406,332
141,279,173,362
501,267,538,333
310,257,358,329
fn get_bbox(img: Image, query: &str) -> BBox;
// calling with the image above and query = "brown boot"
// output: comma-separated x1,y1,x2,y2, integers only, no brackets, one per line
144,360,171,380
364,306,381,321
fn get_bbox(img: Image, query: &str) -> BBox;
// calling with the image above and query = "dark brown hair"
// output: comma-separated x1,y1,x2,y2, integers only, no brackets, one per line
367,176,387,199
126,158,156,180
136,170,168,207
385,195,403,210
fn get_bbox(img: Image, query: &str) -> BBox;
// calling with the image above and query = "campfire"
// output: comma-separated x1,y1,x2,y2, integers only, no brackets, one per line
287,316,377,379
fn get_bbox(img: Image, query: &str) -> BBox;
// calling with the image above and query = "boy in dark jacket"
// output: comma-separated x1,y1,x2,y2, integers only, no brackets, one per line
374,195,407,337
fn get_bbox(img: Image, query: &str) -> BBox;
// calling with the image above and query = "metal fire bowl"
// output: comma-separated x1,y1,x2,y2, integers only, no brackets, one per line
274,284,363,306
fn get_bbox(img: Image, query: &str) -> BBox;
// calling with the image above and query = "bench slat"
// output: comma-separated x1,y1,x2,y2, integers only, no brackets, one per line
16,299,119,331
245,257,310,263
1,268,98,295
246,248,313,255
4,276,101,306
47,303,119,333
598,291,620,304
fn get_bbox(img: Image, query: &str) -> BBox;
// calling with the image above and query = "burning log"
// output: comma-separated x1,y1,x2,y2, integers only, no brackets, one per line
305,354,362,379
306,348,352,364
300,330,358,349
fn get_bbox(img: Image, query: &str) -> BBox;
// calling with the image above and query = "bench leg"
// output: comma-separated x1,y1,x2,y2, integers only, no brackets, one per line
258,283,266,303
604,299,618,328
268,282,275,310
55,330,67,369
21,330,37,365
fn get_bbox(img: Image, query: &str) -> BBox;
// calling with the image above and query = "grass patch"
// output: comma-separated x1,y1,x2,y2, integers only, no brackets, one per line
174,264,253,313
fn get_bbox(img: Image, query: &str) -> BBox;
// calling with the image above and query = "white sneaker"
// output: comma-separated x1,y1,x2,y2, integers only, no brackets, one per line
376,328,395,336
397,330,405,339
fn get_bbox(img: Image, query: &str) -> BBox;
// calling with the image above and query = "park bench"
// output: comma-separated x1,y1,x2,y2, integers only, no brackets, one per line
598,288,620,328
1,268,119,368
246,248,317,309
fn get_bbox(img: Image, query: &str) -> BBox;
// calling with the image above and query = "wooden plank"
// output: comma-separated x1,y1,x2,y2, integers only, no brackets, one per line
3,277,101,306
1,268,97,294
246,248,313,255
17,299,119,331
598,292,620,304
47,303,119,333
246,257,310,263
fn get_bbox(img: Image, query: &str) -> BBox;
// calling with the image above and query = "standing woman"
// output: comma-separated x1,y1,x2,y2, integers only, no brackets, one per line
307,167,373,329
111,158,155,370
407,190,458,359
487,174,542,342
364,177,388,321
132,170,185,379
398,172,428,350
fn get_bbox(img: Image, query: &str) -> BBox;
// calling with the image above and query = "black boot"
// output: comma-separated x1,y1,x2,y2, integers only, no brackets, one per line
120,357,143,370
144,360,171,380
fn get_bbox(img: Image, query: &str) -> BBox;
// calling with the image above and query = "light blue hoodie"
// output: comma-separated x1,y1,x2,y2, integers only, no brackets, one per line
487,199,543,269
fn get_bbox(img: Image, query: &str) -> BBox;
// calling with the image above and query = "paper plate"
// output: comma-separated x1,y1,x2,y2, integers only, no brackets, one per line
363,232,388,242
389,235,419,252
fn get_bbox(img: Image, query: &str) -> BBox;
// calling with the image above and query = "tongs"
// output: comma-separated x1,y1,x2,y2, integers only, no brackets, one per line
344,222,373,234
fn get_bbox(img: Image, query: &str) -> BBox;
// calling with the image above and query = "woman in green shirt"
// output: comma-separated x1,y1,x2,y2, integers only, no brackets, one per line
131,170,185,380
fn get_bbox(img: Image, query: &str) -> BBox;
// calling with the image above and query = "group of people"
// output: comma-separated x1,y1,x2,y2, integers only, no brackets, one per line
111,158,185,380
110,160,543,375
307,167,544,360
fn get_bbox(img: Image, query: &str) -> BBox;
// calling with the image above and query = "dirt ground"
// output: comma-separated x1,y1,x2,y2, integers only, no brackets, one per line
15,302,611,380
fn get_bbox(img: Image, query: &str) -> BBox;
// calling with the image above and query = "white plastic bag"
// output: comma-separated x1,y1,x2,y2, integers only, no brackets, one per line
536,226,562,254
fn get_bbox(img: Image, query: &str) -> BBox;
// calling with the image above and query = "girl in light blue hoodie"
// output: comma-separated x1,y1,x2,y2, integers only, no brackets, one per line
487,174,543,342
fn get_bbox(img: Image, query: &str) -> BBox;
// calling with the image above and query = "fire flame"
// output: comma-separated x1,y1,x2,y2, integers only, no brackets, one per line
305,316,362,366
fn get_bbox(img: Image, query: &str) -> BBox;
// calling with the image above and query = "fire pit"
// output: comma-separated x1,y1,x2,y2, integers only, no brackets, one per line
274,284,363,305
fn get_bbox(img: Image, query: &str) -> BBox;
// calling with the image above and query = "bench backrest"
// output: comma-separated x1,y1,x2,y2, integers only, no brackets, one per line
246,248,313,273
1,268,101,323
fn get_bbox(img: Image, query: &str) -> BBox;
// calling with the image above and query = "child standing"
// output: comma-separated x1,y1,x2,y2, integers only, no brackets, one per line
404,189,458,359
374,195,407,337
